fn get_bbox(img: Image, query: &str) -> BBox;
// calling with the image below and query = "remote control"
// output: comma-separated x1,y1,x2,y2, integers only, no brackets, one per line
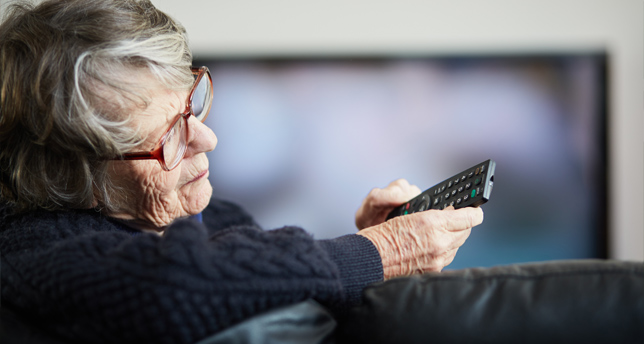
386,159,496,221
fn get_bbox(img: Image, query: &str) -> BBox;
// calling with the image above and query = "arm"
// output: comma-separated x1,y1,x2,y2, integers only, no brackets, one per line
1,205,380,344
200,197,383,306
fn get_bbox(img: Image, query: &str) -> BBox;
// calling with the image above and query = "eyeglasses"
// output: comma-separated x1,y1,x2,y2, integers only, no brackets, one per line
115,66,213,171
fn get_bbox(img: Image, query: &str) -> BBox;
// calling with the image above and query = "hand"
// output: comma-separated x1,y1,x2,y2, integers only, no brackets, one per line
355,179,422,230
356,206,484,279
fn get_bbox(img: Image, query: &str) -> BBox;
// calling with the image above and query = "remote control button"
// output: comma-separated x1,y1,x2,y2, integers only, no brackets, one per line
463,194,469,202
445,192,450,199
419,195,430,208
475,177,482,185
448,181,453,188
461,175,467,183
465,182,472,190
453,178,460,185
456,197,462,205
418,196,430,211
468,172,474,179
471,189,477,198
475,167,480,175
451,190,457,197
458,186,464,193
481,165,486,173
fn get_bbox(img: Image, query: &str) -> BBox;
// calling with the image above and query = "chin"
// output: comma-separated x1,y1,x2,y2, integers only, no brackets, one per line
182,180,213,215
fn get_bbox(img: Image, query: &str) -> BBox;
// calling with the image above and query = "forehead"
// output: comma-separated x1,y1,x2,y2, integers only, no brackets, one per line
112,70,188,141
91,68,186,116
90,67,191,146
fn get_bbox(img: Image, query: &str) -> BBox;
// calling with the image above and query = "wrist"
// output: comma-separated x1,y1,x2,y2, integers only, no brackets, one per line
356,223,410,280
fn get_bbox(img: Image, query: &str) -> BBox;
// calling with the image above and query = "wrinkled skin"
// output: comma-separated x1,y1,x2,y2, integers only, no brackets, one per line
356,179,484,279
104,83,217,231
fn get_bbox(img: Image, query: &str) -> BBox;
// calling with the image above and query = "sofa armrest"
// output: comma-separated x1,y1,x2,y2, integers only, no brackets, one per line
337,259,644,344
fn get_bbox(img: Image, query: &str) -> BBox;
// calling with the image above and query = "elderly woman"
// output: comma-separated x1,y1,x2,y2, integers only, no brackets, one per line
0,0,483,343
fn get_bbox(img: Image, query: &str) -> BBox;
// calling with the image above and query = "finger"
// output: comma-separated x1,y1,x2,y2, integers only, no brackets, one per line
427,207,484,232
381,179,421,203
387,178,411,189
418,247,461,274
445,227,472,251
408,184,422,197
363,188,404,210
370,183,415,206
438,247,460,271
389,179,422,197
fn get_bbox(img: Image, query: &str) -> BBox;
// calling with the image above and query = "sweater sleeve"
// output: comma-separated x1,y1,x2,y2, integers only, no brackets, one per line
200,197,383,307
317,235,384,309
1,203,383,344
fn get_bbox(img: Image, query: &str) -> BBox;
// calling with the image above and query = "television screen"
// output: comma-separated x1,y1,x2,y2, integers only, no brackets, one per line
195,54,607,269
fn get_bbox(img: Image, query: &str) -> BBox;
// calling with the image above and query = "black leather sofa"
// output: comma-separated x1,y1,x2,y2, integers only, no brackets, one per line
337,259,644,344
2,259,643,343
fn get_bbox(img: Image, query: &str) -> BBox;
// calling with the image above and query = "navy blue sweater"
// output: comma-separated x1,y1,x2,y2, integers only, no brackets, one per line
0,198,383,343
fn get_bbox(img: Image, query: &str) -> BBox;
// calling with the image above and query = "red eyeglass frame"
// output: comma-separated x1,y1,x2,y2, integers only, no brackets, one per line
115,66,213,171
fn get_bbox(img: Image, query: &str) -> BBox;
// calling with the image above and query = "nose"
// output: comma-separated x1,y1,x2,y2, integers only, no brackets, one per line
186,115,217,155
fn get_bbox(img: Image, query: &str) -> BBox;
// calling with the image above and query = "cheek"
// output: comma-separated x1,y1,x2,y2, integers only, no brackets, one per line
107,159,210,222
176,174,213,212
111,161,182,205
138,166,183,201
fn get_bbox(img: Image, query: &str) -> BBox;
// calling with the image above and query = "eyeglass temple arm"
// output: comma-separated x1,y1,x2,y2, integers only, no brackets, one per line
115,151,160,160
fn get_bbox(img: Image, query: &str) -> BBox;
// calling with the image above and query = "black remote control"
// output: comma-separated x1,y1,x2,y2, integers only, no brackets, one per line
386,159,496,221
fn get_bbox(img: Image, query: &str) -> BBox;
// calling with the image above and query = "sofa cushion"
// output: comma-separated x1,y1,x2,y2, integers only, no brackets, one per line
337,259,644,344
195,300,336,344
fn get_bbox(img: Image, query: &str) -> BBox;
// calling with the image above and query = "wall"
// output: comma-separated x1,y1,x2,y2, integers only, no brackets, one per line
151,0,643,261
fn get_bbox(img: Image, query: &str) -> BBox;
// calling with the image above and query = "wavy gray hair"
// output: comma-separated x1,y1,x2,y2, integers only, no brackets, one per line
0,0,194,213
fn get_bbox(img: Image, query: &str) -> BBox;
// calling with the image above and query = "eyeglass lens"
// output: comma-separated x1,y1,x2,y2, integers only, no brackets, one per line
162,71,211,170
192,75,211,121
163,117,187,170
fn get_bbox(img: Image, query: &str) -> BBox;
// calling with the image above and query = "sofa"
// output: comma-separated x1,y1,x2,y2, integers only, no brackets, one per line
2,259,643,343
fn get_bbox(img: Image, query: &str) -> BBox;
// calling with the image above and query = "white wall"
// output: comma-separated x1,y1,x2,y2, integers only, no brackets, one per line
153,0,643,261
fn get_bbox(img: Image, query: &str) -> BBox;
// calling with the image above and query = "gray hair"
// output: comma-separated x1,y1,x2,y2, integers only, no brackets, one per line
0,0,194,213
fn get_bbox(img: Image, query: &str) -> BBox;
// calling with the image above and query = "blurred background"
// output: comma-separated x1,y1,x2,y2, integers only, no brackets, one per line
153,0,643,266
197,56,605,269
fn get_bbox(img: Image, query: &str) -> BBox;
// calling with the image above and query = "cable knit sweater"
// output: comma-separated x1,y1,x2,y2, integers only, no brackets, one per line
0,198,383,344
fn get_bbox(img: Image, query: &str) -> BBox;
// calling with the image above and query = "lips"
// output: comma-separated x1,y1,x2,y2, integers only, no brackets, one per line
186,169,208,185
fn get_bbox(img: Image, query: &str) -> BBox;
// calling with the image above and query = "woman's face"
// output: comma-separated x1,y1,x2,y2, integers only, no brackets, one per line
105,78,218,231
